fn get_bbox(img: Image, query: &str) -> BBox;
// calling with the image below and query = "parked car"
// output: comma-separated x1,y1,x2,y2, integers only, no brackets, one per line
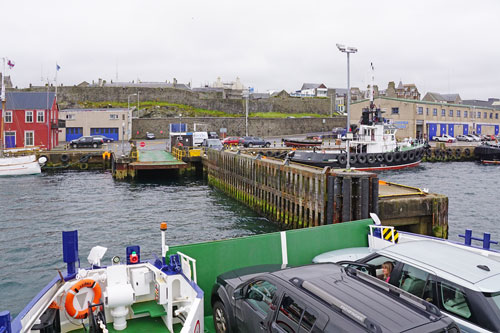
456,134,473,142
201,139,223,150
208,131,219,139
467,134,481,142
313,240,500,332
481,134,496,141
433,134,457,143
92,135,114,143
221,137,241,146
70,136,104,149
211,263,458,333
239,136,271,148
146,132,155,140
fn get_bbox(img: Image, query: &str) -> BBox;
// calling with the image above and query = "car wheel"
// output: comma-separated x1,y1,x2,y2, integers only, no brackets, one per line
213,301,231,333
265,142,271,148
248,143,253,148
93,143,98,148
72,144,77,149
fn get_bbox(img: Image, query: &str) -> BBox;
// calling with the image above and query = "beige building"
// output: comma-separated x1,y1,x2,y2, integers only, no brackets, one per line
351,97,500,139
59,108,130,142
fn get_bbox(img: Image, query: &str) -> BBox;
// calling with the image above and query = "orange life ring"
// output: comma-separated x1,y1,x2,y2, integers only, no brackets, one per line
65,279,102,319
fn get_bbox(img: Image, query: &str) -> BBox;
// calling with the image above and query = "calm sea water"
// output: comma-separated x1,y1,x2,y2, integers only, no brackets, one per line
1,162,499,316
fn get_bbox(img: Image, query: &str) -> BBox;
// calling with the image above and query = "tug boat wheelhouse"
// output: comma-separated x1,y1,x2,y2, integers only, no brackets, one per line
474,142,500,164
290,105,426,171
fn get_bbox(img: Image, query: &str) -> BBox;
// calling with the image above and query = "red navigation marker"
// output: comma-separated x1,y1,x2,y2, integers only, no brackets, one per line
140,142,146,148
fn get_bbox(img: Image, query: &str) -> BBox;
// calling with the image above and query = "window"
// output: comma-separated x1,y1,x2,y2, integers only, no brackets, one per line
456,110,461,117
275,294,317,333
398,264,429,298
441,109,446,116
496,113,499,119
37,110,45,123
449,110,453,117
464,110,468,118
66,114,75,120
426,108,429,116
391,107,399,114
25,111,33,123
245,280,277,315
417,107,423,115
433,108,437,116
109,114,119,120
25,131,34,146
484,112,487,118
478,112,481,118
364,255,398,281
440,282,472,319
490,113,493,119
4,111,12,123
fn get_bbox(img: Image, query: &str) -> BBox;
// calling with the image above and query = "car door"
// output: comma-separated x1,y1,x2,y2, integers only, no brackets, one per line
236,279,279,332
270,291,322,333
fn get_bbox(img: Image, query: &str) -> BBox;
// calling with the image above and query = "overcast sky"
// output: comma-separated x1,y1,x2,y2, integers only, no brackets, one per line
4,0,500,99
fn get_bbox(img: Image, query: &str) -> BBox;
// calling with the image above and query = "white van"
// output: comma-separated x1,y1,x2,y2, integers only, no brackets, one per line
192,132,209,146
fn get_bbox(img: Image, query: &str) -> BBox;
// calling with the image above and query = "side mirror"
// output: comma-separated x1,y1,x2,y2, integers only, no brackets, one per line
233,288,243,300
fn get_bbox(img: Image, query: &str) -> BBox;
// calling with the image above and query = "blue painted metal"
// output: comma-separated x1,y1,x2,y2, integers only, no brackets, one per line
66,127,83,141
495,125,499,136
62,230,78,276
448,124,454,137
428,123,437,140
459,229,498,250
476,124,482,135
162,254,182,275
4,134,15,149
440,124,447,136
90,128,119,141
463,124,469,135
170,123,187,133
126,245,140,264
0,311,11,333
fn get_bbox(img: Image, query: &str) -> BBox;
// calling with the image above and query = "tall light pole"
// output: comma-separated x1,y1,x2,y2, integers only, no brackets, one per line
243,88,249,136
336,43,357,169
127,93,137,141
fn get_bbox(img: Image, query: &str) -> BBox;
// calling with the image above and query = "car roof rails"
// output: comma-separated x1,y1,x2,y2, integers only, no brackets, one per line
292,277,382,333
345,267,442,319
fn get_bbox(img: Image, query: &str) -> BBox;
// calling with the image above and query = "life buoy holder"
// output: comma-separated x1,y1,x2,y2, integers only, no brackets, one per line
65,279,102,319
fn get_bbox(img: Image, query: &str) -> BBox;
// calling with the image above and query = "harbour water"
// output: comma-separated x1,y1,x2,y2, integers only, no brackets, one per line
1,162,499,316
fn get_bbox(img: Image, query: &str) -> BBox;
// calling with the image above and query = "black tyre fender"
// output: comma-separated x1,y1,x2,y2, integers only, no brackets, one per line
446,148,453,157
425,149,432,157
79,163,89,170
394,151,402,162
454,148,461,157
213,300,233,333
337,154,347,165
357,153,367,164
60,154,70,163
349,154,357,164
384,152,394,163
408,150,415,161
464,148,471,156
401,151,409,161
376,153,384,162
367,154,376,164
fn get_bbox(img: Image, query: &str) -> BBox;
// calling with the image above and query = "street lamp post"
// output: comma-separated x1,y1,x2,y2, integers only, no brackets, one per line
121,122,125,156
127,93,137,141
336,43,358,169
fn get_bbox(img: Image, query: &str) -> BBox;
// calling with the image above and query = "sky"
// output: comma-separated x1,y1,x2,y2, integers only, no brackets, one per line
3,0,500,100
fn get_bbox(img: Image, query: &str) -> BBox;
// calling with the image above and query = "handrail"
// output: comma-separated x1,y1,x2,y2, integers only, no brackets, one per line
177,251,197,284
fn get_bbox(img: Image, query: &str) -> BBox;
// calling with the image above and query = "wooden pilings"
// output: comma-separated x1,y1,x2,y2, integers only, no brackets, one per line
203,150,379,229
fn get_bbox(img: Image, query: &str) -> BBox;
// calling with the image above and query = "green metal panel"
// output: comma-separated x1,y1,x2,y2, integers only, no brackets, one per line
285,219,372,266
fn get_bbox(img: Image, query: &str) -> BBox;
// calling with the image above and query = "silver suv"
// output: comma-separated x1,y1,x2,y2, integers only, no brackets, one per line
314,240,500,332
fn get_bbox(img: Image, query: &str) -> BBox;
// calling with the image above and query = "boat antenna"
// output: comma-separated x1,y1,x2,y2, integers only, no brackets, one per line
369,62,375,110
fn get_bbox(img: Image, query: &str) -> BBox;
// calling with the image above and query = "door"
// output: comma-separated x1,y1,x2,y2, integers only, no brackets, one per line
428,124,437,140
440,124,447,136
66,127,83,141
495,125,499,136
271,293,319,333
476,125,482,135
237,279,278,332
463,124,469,135
4,131,16,148
91,128,119,141
448,124,454,137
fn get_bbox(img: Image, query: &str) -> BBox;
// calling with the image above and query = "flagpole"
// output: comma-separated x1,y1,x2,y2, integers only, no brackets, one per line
55,63,58,101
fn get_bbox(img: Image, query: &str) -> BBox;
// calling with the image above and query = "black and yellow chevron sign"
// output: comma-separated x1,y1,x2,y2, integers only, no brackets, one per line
382,228,399,243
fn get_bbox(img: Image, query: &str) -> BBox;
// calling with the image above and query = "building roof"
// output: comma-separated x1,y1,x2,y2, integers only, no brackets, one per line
352,96,497,111
60,108,128,112
441,93,461,102
5,92,56,110
301,83,326,90
462,99,500,110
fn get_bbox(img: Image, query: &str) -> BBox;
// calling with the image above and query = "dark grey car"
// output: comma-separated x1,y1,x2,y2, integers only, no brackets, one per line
239,137,271,148
211,263,459,333
70,136,103,149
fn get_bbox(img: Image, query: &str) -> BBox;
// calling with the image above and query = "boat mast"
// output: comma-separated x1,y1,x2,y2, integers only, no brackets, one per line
1,58,5,157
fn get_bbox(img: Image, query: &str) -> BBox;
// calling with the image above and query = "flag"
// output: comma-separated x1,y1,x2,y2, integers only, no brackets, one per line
7,60,14,69
56,63,61,71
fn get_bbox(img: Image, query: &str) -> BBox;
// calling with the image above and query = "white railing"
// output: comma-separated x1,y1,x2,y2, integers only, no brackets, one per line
177,252,197,284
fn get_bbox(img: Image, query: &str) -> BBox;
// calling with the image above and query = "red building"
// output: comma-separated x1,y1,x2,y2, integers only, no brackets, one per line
1,92,60,150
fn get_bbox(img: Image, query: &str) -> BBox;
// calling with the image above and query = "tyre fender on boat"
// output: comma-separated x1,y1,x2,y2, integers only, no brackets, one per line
367,154,376,164
401,151,409,161
357,153,367,164
408,150,415,161
65,279,102,319
349,154,357,164
394,151,402,162
425,149,432,157
337,154,347,165
384,152,394,163
376,153,384,162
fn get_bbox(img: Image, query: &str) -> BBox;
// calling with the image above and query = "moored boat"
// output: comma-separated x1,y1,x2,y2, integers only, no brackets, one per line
0,154,46,176
474,141,500,164
283,138,322,148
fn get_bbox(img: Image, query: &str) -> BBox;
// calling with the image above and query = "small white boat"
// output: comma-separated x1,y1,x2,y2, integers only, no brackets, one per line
0,154,46,176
